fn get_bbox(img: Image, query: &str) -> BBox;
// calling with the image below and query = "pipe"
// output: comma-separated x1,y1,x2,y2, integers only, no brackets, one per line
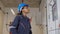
22,0,24,3
39,0,42,12
46,0,48,34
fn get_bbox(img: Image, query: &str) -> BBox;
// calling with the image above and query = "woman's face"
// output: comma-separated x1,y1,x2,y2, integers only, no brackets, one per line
22,6,30,14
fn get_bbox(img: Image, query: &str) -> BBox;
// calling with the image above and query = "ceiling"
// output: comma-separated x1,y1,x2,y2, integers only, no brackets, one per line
0,0,41,8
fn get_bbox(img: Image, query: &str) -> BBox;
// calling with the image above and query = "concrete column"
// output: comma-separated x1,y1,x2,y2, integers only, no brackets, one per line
0,10,4,34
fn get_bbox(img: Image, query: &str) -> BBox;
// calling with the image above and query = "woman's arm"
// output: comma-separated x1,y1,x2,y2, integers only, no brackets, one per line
9,16,20,34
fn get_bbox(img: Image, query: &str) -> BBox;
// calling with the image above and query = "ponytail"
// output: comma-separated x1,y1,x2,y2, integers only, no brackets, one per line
17,6,24,16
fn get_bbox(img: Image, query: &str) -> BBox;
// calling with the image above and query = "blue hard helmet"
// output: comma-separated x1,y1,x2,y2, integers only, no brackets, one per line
18,3,29,12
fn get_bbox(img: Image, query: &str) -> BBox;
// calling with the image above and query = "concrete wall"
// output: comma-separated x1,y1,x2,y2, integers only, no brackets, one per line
47,0,60,34
29,8,43,34
39,0,47,34
56,0,60,34
0,10,4,34
0,1,4,34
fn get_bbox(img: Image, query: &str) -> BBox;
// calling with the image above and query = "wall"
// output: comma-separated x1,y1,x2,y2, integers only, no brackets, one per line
56,0,60,34
47,0,60,34
28,8,43,34
39,0,47,34
0,10,4,34
0,1,4,34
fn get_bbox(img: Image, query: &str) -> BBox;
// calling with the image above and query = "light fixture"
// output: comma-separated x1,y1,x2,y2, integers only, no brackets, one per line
10,8,15,15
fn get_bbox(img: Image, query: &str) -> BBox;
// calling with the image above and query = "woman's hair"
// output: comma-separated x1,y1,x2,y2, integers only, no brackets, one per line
17,11,22,15
17,6,27,15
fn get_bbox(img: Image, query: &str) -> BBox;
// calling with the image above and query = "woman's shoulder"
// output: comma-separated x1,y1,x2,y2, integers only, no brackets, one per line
15,15,23,19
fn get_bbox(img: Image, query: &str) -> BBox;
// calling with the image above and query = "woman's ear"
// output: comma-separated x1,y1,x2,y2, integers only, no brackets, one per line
21,9,24,12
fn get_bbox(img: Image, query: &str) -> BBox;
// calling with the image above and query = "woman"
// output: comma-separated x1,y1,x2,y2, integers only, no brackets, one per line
10,3,32,34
